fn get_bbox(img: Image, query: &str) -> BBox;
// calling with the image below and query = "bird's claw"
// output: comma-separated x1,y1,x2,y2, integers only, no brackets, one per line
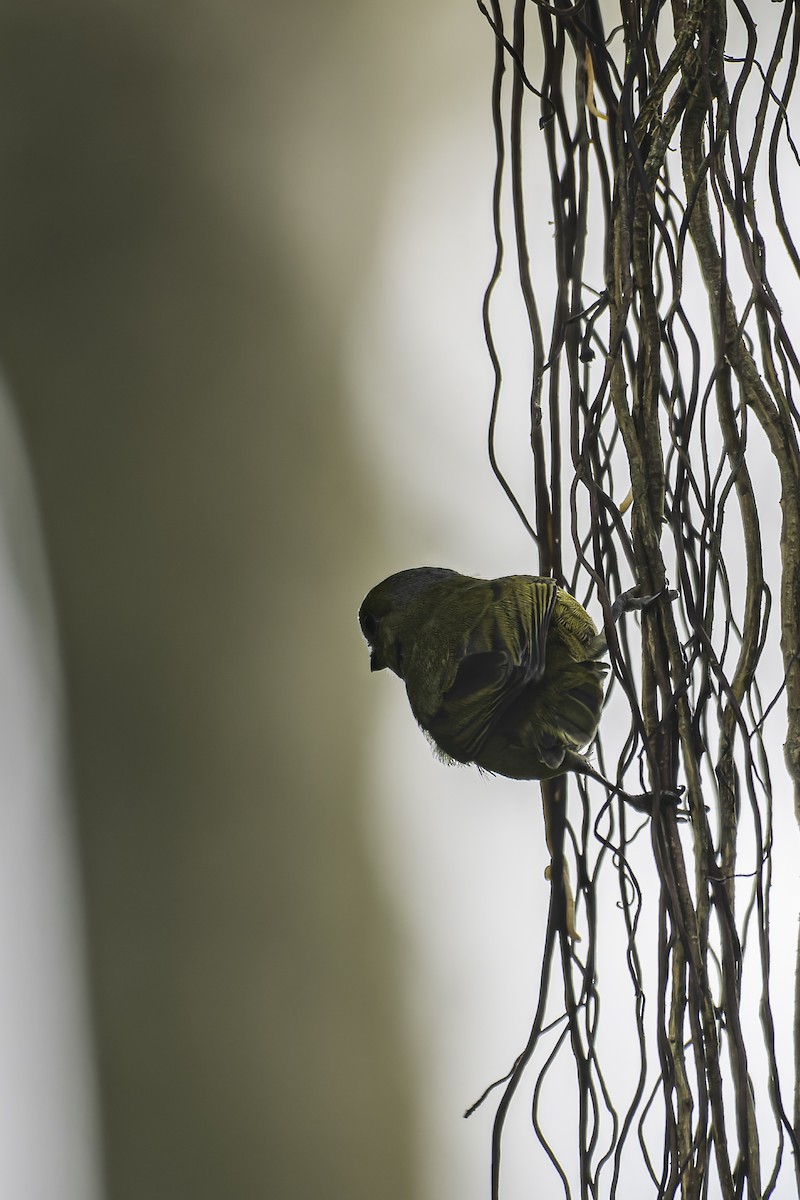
622,784,686,816
611,586,679,623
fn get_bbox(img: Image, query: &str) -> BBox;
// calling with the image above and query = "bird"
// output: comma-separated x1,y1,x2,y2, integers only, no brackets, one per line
359,567,612,782
359,566,682,810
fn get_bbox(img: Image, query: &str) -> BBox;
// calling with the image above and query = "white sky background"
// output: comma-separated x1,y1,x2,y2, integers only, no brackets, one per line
349,5,800,1198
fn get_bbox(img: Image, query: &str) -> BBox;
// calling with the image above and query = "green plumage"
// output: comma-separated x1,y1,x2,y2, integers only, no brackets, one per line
359,567,609,781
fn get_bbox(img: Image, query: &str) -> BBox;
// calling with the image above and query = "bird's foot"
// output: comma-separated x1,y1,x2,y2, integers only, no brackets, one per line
582,765,686,817
611,585,679,623
621,785,686,816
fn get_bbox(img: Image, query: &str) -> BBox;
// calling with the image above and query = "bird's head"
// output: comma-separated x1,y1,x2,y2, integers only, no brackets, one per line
359,566,458,676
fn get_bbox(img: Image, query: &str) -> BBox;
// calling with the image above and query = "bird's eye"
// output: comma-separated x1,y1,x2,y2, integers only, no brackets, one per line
361,612,379,640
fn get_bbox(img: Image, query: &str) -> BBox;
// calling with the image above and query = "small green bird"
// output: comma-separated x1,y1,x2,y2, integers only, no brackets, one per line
359,567,611,781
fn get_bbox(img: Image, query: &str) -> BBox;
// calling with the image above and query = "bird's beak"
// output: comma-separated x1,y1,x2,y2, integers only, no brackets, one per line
370,649,384,672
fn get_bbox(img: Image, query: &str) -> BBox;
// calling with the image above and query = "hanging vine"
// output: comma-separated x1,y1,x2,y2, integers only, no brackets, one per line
475,0,800,1195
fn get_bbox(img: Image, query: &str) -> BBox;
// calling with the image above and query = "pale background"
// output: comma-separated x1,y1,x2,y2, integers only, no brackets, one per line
0,3,797,1200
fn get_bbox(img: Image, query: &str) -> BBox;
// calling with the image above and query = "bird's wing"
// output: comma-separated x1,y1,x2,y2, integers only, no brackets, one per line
424,578,559,762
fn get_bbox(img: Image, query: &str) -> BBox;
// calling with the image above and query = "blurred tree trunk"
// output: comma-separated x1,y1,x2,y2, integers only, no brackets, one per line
0,4,416,1198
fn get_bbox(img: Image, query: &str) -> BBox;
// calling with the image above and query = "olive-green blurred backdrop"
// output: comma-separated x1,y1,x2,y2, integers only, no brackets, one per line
0,3,464,1197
